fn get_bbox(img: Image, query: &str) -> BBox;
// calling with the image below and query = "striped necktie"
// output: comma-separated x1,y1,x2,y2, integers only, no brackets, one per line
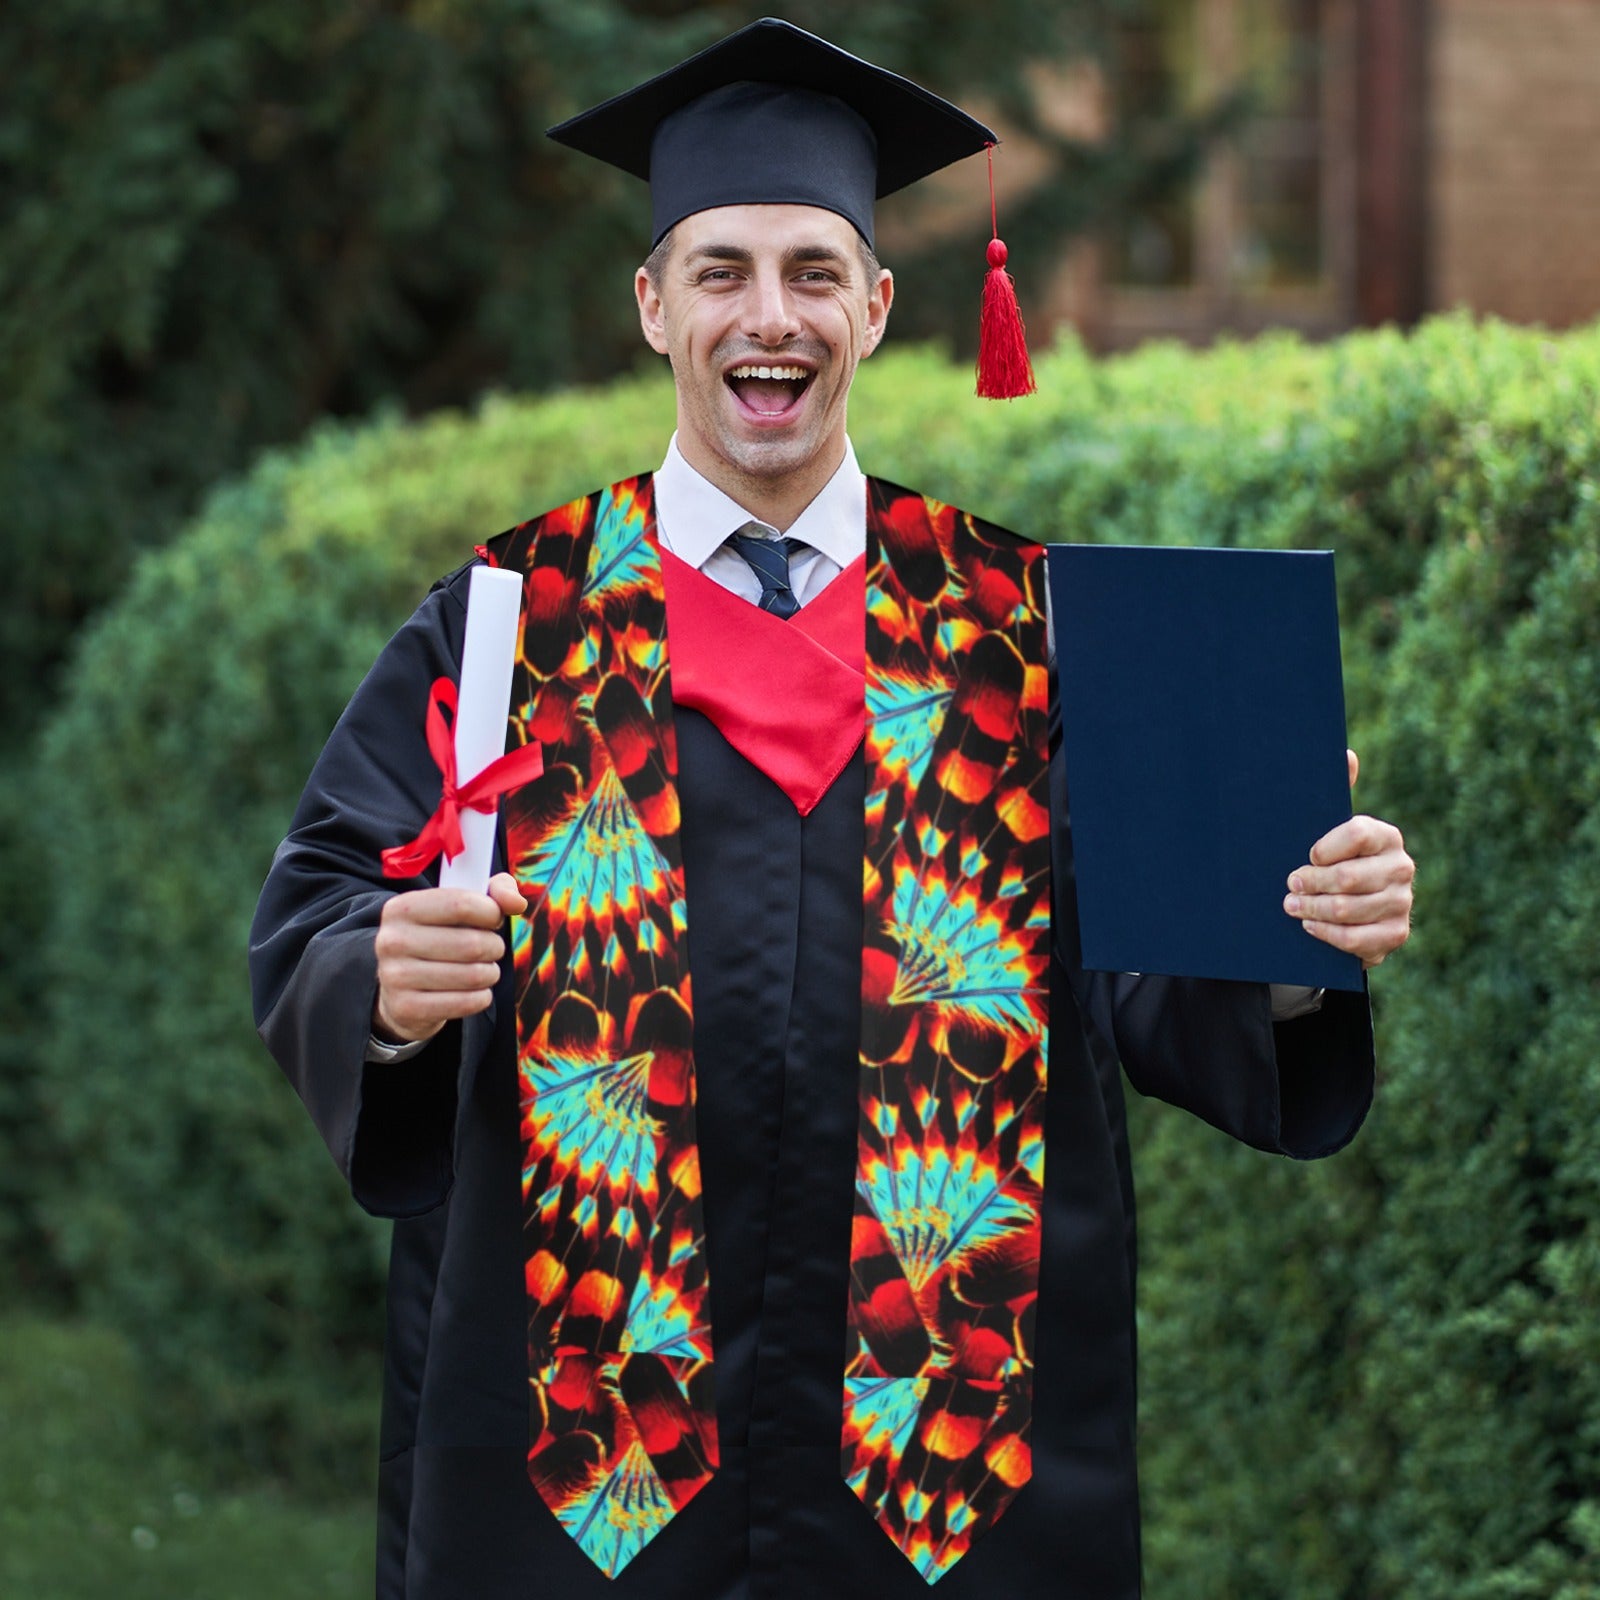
726,523,805,618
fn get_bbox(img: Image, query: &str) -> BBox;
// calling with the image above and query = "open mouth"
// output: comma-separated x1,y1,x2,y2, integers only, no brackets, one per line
725,363,813,418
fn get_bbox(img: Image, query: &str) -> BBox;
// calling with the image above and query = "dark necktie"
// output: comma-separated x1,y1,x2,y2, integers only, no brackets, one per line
727,524,805,618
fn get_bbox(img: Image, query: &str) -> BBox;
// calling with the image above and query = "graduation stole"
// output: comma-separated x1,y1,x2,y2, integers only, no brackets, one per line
490,474,1051,1584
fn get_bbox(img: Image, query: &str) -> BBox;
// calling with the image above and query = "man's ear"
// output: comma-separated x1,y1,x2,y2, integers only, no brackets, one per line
862,268,894,358
636,267,670,356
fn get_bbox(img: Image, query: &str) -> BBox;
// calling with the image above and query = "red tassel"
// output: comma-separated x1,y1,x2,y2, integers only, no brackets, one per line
977,239,1036,399
976,146,1036,400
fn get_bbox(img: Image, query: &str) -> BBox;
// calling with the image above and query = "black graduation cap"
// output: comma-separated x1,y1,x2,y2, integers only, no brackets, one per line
546,16,999,249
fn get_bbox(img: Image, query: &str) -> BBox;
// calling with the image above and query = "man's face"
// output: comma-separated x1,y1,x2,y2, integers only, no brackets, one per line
635,204,893,495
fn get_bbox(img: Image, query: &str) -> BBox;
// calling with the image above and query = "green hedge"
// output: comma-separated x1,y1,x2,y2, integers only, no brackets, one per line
1110,327,1600,1600
33,318,1600,1598
32,381,675,1477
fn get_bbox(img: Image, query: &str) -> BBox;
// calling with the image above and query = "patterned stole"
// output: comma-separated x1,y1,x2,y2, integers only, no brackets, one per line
490,475,1050,1584
846,481,1051,1582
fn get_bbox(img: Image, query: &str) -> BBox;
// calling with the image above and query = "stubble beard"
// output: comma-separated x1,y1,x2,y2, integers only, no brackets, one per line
688,335,843,489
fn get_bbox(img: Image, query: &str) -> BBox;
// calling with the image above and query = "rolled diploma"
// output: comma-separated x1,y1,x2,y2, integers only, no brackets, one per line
438,565,525,893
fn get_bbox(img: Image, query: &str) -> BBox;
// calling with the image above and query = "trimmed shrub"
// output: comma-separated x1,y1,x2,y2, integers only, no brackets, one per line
34,379,673,1479
1106,326,1600,1599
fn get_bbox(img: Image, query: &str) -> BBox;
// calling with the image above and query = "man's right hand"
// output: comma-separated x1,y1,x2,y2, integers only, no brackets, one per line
372,871,528,1045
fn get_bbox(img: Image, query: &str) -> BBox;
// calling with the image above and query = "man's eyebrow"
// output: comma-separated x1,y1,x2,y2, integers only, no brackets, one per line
683,244,755,267
782,243,852,271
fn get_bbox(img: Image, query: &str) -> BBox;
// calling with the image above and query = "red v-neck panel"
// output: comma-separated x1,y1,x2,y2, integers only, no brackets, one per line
659,550,866,815
788,552,867,670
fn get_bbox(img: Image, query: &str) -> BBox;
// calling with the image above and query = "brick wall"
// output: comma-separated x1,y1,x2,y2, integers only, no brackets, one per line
1431,0,1600,327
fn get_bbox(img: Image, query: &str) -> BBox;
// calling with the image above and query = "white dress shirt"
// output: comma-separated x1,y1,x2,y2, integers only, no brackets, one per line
652,433,862,605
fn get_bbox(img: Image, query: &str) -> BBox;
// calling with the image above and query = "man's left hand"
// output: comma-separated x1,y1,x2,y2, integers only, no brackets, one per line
1284,750,1415,968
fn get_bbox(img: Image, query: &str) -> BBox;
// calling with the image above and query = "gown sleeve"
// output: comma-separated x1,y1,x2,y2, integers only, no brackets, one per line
248,562,500,1216
1047,700,1375,1161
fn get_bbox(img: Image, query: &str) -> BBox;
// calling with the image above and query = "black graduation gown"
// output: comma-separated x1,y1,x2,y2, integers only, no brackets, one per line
250,556,1374,1600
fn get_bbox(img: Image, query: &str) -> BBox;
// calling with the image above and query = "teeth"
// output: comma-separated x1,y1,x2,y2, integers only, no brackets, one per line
727,365,809,381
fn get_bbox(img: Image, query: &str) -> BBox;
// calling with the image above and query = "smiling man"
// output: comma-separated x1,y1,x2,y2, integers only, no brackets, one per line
250,19,1413,1600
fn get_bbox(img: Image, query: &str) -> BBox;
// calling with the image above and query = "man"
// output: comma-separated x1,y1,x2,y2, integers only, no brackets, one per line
250,19,1414,1600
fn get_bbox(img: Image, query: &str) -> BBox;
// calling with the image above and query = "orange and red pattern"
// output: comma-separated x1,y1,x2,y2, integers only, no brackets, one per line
496,478,717,1579
845,481,1052,1583
489,475,1048,1583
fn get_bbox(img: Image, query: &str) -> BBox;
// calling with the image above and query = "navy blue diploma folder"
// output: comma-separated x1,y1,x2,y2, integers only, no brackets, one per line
1047,544,1364,993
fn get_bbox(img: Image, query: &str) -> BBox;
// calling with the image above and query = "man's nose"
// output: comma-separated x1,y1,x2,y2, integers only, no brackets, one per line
745,271,801,346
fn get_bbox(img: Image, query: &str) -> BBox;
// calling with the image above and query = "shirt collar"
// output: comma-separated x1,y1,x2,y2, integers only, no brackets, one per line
653,434,866,571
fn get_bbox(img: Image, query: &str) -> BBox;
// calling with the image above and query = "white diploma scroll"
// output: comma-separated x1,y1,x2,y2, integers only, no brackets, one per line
438,565,524,893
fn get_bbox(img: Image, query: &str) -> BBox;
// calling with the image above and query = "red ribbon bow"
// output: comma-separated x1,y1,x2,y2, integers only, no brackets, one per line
381,677,544,879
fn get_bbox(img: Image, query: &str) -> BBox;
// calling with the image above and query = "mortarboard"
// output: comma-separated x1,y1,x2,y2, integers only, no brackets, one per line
547,16,998,250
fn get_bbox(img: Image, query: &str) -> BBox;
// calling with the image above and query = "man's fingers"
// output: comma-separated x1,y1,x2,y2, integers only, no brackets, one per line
1284,883,1412,926
488,871,529,916
1307,814,1404,868
375,922,506,965
1286,858,1369,897
383,886,512,929
1287,849,1414,900
1302,915,1411,969
381,956,504,993
381,987,496,1027
1347,748,1359,790
374,985,494,1044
